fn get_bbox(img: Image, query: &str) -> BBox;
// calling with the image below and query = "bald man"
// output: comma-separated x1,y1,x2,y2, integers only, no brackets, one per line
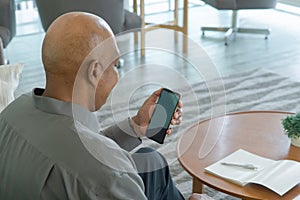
0,12,209,200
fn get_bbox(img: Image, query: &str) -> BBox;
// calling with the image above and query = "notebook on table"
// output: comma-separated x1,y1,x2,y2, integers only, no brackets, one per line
205,149,300,196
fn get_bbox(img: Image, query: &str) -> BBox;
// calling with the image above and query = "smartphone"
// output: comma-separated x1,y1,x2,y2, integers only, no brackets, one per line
146,88,181,144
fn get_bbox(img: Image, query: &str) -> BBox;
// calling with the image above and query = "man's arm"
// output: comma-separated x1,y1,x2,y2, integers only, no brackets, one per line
101,118,142,152
102,89,182,151
100,90,162,152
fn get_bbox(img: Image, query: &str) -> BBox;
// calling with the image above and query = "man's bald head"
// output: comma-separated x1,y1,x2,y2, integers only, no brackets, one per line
42,12,115,77
41,12,120,110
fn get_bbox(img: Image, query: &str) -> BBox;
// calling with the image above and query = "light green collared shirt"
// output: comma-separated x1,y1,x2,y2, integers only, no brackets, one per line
0,88,147,200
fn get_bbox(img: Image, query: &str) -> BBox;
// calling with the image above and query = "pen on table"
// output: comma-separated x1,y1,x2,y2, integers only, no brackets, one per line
221,162,258,170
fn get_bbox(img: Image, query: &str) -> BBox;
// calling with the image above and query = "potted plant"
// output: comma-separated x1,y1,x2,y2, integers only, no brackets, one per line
282,113,300,147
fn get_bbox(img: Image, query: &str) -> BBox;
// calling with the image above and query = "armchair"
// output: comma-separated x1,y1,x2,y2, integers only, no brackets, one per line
0,0,16,65
35,0,142,35
201,0,278,45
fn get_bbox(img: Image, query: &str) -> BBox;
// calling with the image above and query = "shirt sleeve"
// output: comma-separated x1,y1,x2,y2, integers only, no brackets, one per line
101,118,142,152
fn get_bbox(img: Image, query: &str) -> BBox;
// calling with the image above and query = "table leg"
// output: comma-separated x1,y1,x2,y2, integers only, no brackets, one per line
183,0,188,53
174,0,179,43
140,0,145,57
135,0,188,56
192,177,204,193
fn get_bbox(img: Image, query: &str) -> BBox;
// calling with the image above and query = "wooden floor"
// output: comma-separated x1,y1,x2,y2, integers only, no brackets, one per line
4,4,300,96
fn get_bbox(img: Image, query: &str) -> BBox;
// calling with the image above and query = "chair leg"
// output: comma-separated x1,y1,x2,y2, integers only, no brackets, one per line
201,27,230,33
237,28,270,36
0,38,5,65
201,10,237,38
231,10,238,30
225,28,234,45
201,9,271,44
141,28,145,57
224,10,238,45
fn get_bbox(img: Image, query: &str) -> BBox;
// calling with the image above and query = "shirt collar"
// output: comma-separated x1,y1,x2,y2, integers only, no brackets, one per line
32,88,100,132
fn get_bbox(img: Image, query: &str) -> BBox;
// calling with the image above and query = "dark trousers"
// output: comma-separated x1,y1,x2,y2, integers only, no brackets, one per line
132,147,185,200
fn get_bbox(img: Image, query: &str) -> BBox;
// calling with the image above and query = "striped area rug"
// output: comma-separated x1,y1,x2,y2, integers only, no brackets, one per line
97,68,300,199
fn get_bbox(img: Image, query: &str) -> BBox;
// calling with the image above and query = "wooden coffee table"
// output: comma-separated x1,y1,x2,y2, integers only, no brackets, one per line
177,111,300,199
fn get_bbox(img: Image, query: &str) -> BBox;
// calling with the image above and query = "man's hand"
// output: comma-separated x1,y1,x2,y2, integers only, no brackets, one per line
131,88,183,138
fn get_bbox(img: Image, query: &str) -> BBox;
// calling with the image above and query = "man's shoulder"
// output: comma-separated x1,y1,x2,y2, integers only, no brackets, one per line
1,93,33,117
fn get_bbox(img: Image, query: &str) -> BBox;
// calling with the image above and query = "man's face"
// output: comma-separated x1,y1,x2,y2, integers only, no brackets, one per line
94,40,120,110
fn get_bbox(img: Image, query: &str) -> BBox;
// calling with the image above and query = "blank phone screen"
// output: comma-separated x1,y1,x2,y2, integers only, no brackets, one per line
147,89,180,138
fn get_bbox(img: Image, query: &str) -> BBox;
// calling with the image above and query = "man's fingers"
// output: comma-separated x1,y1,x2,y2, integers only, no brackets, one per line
166,128,172,135
174,111,182,119
177,101,183,109
150,88,163,103
171,108,182,125
171,117,182,125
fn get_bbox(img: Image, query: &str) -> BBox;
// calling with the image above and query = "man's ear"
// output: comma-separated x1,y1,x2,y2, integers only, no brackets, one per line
87,60,103,87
